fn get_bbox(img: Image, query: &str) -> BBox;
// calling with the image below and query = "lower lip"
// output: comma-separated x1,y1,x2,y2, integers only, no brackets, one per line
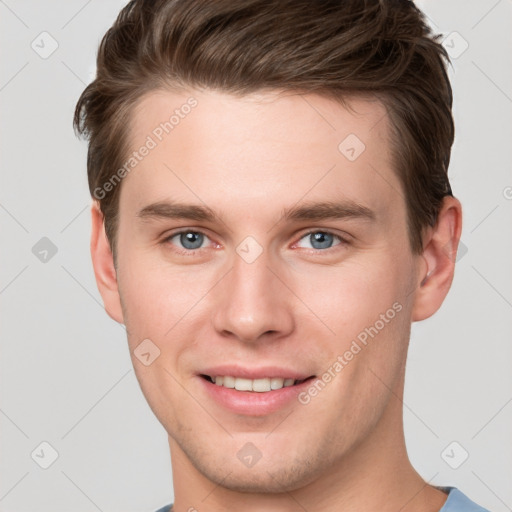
198,376,315,416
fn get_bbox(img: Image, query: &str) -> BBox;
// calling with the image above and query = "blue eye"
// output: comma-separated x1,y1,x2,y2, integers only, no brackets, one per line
164,229,346,254
170,231,207,250
297,231,342,250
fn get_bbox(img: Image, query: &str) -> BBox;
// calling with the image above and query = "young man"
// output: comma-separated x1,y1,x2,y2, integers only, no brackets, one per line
74,1,490,511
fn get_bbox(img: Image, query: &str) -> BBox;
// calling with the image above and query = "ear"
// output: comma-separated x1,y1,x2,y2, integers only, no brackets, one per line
411,196,463,322
90,201,124,324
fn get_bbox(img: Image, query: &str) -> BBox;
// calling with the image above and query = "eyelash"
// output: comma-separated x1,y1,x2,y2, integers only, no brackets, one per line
296,229,350,251
161,229,350,255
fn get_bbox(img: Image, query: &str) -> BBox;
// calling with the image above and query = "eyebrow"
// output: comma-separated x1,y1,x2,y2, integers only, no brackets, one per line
137,199,376,224
137,201,219,222
282,200,376,223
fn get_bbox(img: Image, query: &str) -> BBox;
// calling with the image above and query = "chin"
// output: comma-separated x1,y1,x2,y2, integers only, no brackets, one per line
203,465,317,494
182,440,326,494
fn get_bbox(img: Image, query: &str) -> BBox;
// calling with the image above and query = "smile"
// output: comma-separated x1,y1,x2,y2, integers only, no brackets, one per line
201,375,311,392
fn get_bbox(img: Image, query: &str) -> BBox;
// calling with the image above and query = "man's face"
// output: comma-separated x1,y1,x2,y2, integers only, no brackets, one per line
113,89,422,492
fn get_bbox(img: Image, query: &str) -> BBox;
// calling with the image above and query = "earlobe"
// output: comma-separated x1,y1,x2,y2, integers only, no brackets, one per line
411,196,463,322
90,202,124,324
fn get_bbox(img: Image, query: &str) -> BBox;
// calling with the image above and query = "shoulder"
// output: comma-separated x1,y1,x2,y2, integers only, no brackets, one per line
438,487,491,512
153,505,173,512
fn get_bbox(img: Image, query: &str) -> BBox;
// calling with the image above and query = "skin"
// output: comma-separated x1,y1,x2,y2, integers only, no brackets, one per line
90,88,462,512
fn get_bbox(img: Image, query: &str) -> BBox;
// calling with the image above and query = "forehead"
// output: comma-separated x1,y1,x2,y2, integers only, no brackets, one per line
120,87,401,223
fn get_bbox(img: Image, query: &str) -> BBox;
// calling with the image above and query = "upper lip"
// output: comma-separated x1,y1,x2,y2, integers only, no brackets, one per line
198,365,314,380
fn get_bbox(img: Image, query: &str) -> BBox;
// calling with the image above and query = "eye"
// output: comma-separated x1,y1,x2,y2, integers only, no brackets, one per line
167,230,210,251
295,230,345,250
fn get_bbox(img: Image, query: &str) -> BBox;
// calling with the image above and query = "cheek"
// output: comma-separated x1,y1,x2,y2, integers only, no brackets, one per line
293,250,413,408
116,252,208,343
293,251,412,337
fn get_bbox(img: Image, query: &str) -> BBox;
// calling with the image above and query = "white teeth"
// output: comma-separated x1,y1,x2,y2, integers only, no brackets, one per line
209,375,299,392
252,378,271,392
270,377,284,390
222,376,235,388
234,378,252,391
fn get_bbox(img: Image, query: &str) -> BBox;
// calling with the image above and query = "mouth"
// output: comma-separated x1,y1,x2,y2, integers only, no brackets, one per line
196,365,317,415
200,374,315,392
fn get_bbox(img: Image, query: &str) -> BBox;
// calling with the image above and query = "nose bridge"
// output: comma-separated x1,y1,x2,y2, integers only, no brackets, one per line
211,243,294,342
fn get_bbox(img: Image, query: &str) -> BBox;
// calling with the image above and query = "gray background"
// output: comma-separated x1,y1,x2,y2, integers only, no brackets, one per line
0,1,511,511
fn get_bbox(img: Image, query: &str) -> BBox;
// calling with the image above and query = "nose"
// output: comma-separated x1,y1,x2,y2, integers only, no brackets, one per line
211,247,295,344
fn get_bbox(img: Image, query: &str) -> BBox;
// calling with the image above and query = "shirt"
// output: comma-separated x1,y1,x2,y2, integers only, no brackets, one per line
154,486,491,512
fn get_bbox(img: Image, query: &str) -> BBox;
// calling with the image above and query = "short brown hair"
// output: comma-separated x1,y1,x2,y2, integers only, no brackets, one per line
74,0,454,256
